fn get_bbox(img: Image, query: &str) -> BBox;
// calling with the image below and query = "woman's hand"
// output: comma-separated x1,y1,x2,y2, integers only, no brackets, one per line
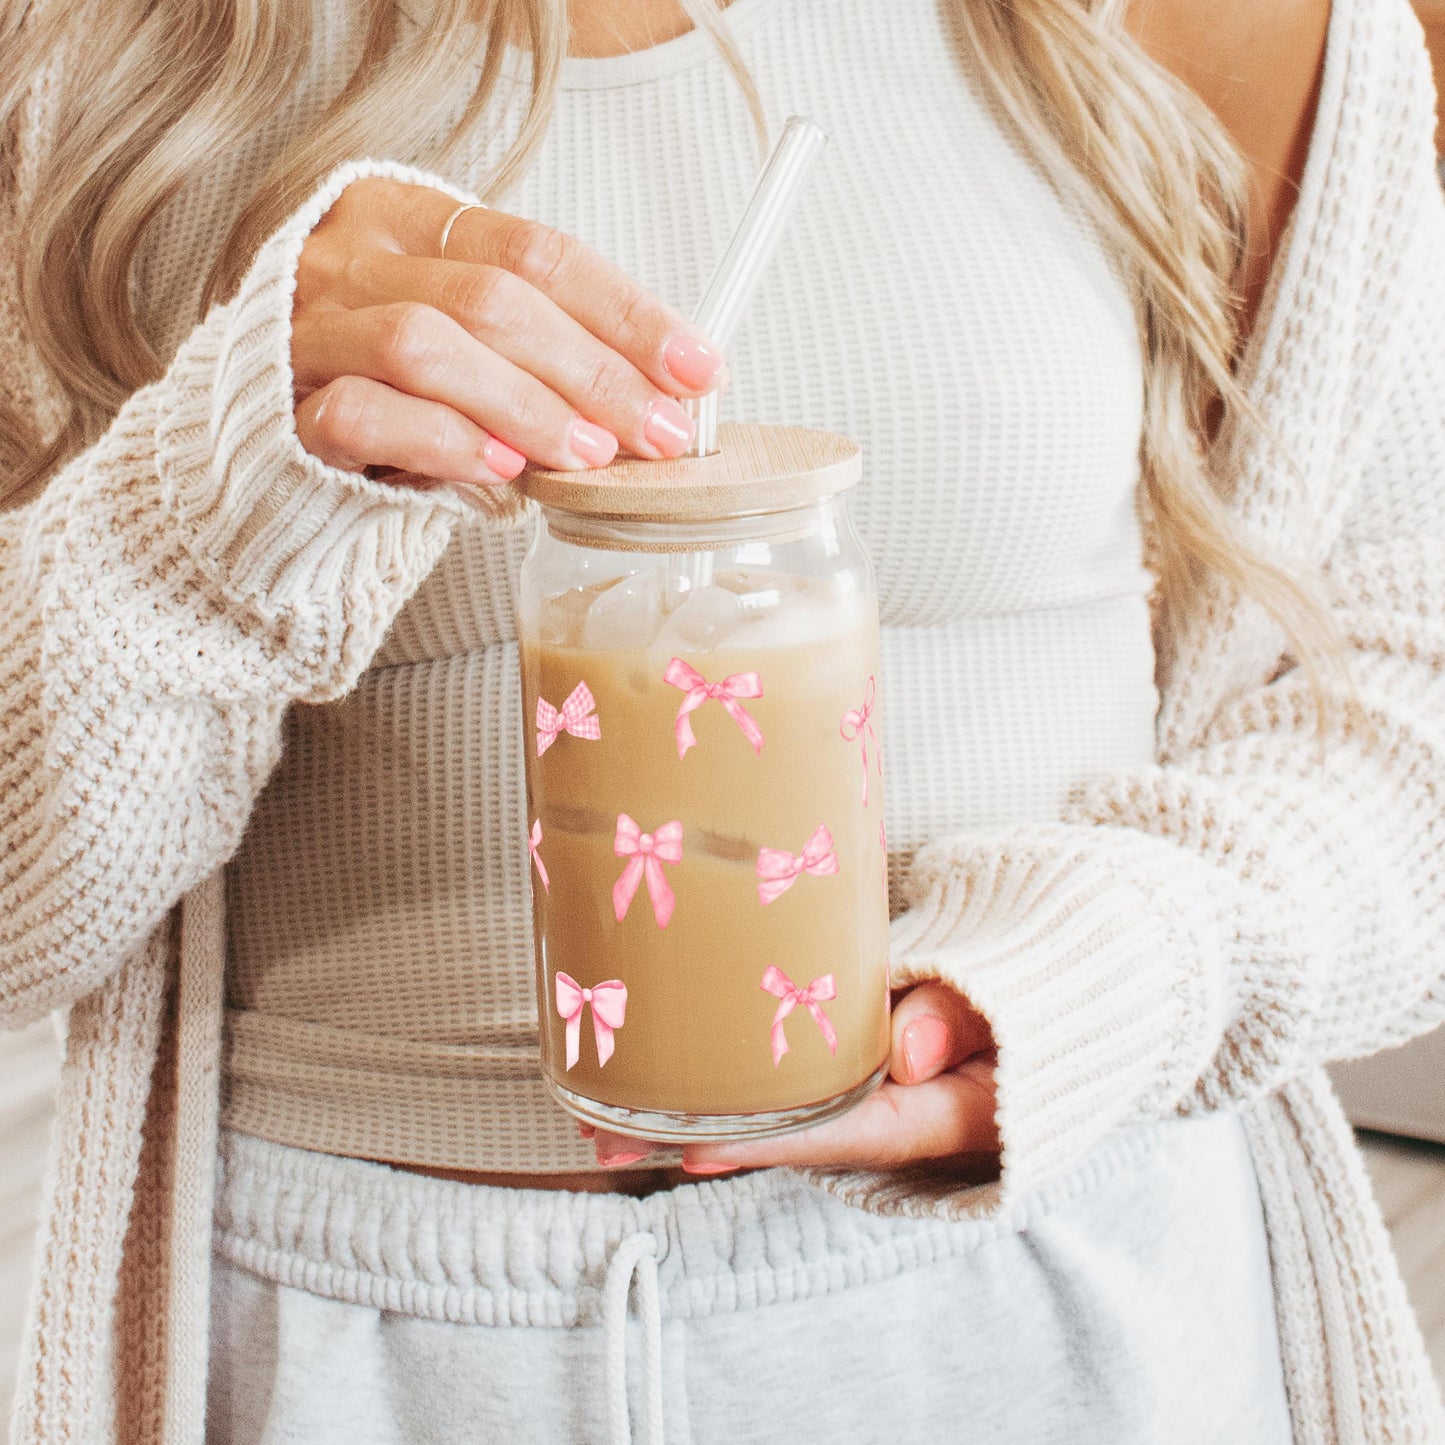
291,178,726,491
587,981,1001,1174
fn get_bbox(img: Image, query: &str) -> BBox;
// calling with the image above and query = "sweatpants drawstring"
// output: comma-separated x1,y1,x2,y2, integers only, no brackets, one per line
603,1230,664,1445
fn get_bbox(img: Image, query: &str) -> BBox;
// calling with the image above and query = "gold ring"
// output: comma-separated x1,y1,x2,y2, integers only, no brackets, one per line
439,202,484,259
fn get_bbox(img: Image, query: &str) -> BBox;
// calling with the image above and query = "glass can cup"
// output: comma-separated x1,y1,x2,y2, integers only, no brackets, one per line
517,424,889,1141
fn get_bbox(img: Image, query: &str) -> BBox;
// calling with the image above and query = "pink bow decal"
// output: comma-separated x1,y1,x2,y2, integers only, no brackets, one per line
840,676,881,805
663,657,764,759
528,818,549,893
536,681,601,756
756,824,839,906
555,972,627,1070
760,966,838,1067
613,814,684,928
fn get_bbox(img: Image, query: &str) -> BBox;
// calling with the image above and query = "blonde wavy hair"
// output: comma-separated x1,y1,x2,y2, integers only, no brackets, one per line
0,0,1328,667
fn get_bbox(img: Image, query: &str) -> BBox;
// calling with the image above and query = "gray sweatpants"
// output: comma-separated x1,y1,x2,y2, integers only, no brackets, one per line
208,1114,1291,1445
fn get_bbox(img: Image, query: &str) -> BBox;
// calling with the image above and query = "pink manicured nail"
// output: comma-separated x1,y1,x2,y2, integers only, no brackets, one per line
599,1149,649,1168
902,1016,950,1084
568,418,619,468
482,437,527,481
683,1160,739,1176
663,333,726,391
642,398,695,458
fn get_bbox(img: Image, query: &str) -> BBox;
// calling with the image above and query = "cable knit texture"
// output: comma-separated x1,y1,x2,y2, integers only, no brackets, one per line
2,0,1444,1441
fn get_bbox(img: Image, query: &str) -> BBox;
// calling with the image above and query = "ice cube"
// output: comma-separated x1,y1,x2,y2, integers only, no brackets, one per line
581,569,665,651
727,579,863,650
539,587,594,647
655,584,745,654
730,570,812,615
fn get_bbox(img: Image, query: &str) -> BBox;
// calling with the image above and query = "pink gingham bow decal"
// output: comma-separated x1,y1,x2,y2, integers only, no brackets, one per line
840,675,881,805
536,681,601,756
613,814,684,928
663,657,764,758
756,824,839,905
760,966,838,1066
555,973,627,1069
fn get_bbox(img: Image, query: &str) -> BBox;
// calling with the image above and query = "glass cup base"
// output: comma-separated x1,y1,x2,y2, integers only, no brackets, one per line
547,1059,890,1144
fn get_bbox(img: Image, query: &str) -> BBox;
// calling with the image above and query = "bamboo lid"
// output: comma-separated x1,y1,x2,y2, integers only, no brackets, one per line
517,422,861,523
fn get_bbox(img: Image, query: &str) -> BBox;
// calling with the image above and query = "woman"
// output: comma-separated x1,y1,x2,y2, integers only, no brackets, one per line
2,0,1443,1439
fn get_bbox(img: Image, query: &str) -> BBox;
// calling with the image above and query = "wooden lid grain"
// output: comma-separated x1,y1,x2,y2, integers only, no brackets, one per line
517,422,861,523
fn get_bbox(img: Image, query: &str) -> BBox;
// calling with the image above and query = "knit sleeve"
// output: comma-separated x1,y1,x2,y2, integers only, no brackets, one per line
874,0,1445,1211
0,159,522,1029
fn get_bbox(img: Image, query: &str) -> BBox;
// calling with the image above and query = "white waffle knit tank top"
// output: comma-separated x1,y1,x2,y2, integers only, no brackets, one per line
221,0,1157,1171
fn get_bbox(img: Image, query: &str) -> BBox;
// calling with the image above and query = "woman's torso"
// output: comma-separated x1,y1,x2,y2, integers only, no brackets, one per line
210,0,1160,1179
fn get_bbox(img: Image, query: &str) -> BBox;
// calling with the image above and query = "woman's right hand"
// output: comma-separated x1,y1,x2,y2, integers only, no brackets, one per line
291,177,727,491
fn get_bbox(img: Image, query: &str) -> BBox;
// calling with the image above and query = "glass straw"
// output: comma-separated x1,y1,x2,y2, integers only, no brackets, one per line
665,116,828,606
661,117,826,604
686,116,830,457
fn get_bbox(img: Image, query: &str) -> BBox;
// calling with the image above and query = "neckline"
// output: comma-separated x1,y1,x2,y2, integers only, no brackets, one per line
499,0,788,91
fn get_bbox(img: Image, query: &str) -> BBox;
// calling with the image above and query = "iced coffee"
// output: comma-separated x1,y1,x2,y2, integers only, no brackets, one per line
518,423,889,1141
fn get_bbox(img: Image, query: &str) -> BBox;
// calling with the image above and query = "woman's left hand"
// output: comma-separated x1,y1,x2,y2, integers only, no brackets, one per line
588,981,1001,1174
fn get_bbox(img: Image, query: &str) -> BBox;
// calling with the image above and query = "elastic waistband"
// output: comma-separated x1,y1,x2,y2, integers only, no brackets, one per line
213,1121,1174,1328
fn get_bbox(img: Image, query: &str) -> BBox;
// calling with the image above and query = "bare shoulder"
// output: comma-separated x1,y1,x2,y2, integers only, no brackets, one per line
1126,0,1332,328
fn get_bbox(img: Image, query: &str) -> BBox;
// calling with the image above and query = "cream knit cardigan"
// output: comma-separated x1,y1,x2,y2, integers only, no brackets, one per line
3,0,1445,1439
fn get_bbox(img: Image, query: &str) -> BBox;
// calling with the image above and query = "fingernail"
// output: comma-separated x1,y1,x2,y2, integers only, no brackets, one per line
568,418,619,468
683,1160,739,1176
902,1015,950,1084
482,437,527,481
663,332,726,391
642,398,695,458
598,1149,648,1168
